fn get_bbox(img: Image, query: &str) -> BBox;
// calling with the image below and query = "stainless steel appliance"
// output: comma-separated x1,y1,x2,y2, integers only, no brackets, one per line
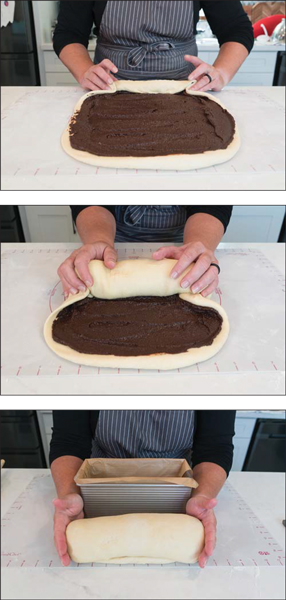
1,0,40,85
243,419,286,472
0,411,46,468
0,206,25,242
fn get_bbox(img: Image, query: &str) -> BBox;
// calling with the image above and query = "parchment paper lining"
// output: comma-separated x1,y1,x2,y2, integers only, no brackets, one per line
74,458,198,489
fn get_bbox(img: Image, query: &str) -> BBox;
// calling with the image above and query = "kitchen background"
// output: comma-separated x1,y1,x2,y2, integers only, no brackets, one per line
1,0,285,87
1,205,285,243
1,410,285,471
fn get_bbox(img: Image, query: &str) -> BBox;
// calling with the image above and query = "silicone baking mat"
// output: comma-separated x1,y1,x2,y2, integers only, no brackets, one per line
2,87,285,180
1,474,284,568
1,244,284,378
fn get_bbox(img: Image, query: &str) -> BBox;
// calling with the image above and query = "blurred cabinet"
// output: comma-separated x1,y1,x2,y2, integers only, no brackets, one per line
232,417,256,470
199,50,277,86
44,50,95,86
223,206,285,243
19,206,80,243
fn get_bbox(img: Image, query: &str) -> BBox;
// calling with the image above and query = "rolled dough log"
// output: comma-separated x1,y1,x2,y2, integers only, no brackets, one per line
44,258,229,370
87,258,195,299
61,79,240,171
66,513,204,564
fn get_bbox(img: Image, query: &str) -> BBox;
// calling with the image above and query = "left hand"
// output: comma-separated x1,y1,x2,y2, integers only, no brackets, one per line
185,55,227,92
152,242,220,296
186,494,217,568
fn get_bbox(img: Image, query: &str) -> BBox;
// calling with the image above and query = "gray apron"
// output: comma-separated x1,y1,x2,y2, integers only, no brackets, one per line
92,410,195,459
95,1,198,80
114,205,187,243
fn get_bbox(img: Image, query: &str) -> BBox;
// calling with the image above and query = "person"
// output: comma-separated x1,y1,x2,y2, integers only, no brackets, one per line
57,205,232,299
51,410,236,568
53,1,254,91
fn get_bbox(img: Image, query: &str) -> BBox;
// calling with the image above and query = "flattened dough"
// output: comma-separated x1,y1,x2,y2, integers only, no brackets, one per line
44,258,229,370
66,513,204,564
44,259,229,371
61,79,240,170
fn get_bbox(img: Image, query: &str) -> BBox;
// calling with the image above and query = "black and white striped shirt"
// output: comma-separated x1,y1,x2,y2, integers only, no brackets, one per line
71,205,233,243
54,2,254,59
50,410,236,476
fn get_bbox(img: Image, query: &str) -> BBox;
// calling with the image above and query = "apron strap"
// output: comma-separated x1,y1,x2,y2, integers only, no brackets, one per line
127,41,176,68
123,206,148,226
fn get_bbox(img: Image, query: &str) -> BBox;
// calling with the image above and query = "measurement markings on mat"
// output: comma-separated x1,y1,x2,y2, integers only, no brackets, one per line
1,247,285,377
1,476,284,569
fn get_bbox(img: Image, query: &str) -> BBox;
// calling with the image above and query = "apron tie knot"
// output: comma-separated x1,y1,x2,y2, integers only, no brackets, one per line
123,206,148,226
127,41,176,68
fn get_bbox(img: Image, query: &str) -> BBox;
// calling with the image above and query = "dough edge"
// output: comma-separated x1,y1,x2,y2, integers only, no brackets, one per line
44,259,229,370
61,79,240,171
66,513,204,564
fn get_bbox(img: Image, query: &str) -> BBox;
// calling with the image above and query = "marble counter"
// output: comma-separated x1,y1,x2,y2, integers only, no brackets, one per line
1,468,285,599
1,86,285,190
1,241,285,397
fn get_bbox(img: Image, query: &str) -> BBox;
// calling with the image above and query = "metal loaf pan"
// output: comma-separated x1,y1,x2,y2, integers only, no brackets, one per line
75,458,196,517
79,483,193,517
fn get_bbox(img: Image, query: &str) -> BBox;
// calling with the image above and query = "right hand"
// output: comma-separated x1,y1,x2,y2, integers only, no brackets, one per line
53,493,84,566
57,241,117,298
79,59,118,91
186,494,217,568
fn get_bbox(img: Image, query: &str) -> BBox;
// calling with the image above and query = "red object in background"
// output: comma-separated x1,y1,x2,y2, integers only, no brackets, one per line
253,15,285,38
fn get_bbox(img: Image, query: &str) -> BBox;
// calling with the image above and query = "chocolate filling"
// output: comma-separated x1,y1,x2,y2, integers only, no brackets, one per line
52,295,223,356
69,91,235,157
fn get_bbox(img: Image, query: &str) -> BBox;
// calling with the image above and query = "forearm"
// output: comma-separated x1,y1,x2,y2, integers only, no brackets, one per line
51,456,83,498
213,42,249,85
76,207,116,246
192,462,227,499
183,213,224,250
59,43,93,83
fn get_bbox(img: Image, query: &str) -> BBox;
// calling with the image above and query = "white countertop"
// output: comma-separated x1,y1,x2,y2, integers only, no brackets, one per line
1,468,285,599
1,242,285,398
1,85,285,191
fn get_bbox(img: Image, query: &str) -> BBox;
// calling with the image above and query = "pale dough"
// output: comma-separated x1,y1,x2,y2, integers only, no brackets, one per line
66,513,204,564
44,258,229,370
61,79,240,170
86,258,201,299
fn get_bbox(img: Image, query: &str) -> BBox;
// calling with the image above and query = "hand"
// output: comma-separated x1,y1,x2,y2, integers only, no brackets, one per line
57,241,117,298
79,59,118,91
152,242,219,296
186,494,217,568
185,55,227,92
53,493,84,566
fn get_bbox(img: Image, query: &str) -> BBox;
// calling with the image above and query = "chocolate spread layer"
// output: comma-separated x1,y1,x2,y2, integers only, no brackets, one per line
52,295,223,356
69,92,235,157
